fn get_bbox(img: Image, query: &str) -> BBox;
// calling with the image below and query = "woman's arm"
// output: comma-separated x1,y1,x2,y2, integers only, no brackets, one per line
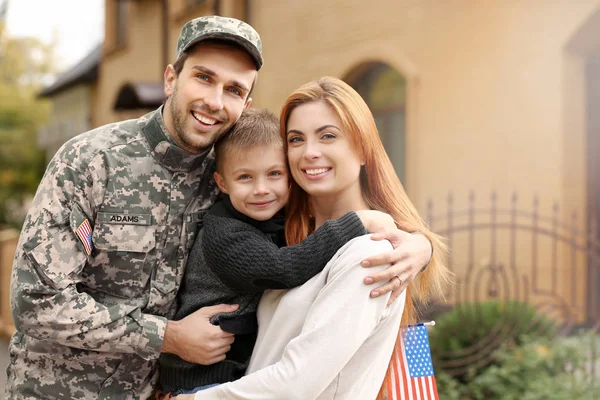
194,236,405,400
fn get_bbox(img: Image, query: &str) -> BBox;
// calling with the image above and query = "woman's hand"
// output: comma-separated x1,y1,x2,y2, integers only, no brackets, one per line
354,210,397,233
360,230,432,306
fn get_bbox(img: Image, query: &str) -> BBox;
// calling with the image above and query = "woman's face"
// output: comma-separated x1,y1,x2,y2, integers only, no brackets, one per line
286,100,364,201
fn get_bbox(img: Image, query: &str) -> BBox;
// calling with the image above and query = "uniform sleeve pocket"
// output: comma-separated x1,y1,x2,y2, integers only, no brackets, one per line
25,222,87,291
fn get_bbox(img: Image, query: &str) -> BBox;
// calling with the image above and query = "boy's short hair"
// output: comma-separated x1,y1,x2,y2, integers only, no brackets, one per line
215,108,282,172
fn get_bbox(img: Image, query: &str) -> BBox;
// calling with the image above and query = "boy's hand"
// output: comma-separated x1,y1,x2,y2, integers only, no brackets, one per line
162,304,238,365
361,230,432,305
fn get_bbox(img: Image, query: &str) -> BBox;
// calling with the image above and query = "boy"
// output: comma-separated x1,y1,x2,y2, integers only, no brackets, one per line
158,108,395,396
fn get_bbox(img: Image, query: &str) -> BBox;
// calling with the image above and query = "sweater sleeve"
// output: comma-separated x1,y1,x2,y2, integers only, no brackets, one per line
202,211,366,293
195,237,404,400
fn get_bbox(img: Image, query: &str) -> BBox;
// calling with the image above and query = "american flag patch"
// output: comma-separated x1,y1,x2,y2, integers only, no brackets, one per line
76,219,93,255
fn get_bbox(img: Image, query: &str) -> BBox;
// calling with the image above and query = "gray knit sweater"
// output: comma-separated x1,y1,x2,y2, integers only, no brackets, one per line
158,196,367,393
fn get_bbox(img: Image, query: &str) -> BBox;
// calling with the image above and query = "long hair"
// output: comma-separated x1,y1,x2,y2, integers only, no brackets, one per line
280,76,452,398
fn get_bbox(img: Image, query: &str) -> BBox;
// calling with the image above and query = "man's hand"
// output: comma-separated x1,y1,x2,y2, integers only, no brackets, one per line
361,230,432,306
162,304,238,365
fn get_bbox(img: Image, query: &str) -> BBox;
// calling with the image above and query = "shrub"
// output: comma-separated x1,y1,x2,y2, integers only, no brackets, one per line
429,300,556,381
436,331,600,399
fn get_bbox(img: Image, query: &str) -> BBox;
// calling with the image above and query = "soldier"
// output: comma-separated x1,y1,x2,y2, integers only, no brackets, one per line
5,15,433,400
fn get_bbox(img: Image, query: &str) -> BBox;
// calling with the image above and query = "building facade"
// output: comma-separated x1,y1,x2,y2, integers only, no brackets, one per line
43,0,600,326
38,46,100,161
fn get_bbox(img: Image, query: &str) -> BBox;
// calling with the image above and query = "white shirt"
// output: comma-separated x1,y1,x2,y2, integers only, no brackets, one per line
198,235,406,400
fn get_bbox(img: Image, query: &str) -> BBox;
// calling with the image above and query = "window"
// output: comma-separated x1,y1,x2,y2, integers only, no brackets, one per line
349,63,407,183
188,0,207,7
115,0,128,47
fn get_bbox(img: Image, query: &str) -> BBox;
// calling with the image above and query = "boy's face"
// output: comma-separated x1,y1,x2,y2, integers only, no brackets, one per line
215,145,290,221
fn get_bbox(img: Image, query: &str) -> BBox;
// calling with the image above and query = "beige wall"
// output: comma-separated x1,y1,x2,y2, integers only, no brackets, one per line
247,0,600,321
95,0,600,218
250,0,598,213
98,0,163,125
92,0,600,320
98,0,247,125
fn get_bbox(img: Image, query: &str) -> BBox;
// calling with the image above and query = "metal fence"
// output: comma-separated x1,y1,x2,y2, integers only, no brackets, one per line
426,192,599,381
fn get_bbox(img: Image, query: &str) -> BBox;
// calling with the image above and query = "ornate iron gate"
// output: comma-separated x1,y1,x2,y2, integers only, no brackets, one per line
426,192,599,381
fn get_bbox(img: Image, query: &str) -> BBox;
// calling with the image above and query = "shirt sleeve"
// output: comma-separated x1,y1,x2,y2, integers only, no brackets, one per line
196,237,403,400
202,211,367,293
11,158,165,360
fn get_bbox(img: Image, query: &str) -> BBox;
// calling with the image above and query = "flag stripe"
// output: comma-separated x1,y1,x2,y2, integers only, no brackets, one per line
426,376,433,399
432,376,440,400
418,377,425,400
425,376,432,398
395,345,405,400
390,357,398,400
402,340,416,400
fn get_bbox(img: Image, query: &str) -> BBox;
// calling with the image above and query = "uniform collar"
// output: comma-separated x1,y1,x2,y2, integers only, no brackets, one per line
140,106,209,172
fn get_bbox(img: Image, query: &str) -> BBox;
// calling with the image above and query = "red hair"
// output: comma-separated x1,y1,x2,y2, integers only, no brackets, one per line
280,77,451,398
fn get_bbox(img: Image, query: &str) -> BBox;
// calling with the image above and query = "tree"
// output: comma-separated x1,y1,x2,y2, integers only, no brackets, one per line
0,20,56,228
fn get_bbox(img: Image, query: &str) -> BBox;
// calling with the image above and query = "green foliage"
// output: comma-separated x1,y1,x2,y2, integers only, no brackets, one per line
437,331,600,400
429,301,599,399
429,300,556,380
0,22,55,228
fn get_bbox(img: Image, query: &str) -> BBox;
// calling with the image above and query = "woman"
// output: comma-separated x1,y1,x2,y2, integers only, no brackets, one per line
181,77,451,399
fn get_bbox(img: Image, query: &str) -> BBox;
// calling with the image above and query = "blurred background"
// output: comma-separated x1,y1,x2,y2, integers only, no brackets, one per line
1,0,600,398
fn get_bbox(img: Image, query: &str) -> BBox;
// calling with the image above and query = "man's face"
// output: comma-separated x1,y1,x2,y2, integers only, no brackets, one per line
163,42,257,154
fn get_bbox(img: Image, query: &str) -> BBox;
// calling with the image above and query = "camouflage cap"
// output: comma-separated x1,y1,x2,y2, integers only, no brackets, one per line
176,16,263,70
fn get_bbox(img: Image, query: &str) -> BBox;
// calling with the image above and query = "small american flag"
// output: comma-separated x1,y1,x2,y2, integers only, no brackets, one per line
76,219,93,255
386,323,439,400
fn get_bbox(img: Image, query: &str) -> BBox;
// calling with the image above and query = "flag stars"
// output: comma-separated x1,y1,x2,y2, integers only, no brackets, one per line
404,325,436,379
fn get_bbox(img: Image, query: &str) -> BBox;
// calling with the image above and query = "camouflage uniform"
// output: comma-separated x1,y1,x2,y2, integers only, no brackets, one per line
4,108,220,399
4,15,263,400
